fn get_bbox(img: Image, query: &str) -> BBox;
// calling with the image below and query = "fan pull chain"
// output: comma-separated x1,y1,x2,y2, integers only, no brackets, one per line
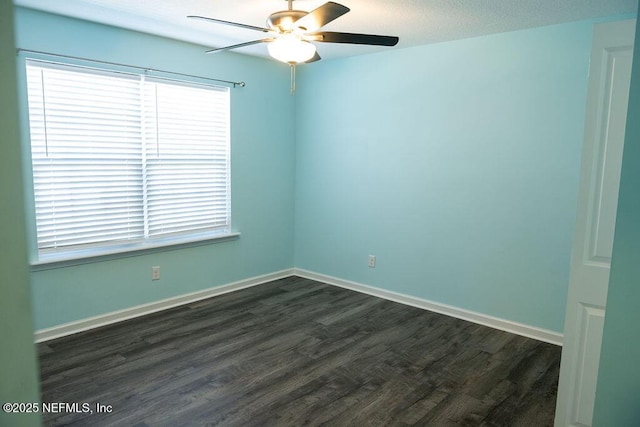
290,63,296,96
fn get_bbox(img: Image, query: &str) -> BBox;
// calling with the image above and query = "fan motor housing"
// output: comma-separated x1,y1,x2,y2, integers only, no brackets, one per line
267,10,307,31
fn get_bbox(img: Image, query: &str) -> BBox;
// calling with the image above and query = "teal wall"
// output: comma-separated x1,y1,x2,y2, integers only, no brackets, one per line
294,21,594,333
12,8,619,337
593,8,640,426
0,1,41,426
14,7,296,330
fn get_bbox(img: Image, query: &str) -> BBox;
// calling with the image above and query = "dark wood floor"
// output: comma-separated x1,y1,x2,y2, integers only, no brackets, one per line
38,276,561,426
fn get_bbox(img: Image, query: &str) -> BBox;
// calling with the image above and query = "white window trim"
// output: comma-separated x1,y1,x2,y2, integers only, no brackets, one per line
31,231,240,271
23,58,239,268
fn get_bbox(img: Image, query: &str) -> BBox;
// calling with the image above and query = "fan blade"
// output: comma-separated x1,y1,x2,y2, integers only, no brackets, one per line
188,15,272,33
312,31,399,46
305,52,322,63
206,38,274,54
293,2,350,32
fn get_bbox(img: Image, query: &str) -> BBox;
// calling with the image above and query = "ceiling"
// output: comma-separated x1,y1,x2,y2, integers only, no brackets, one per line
14,0,639,61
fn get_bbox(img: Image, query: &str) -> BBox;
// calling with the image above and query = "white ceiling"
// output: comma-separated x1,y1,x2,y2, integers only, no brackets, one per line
14,0,639,61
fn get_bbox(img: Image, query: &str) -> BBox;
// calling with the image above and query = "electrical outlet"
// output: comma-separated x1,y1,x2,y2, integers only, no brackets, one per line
368,255,376,268
151,266,160,281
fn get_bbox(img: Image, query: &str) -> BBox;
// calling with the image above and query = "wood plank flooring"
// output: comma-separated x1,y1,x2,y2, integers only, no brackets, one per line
38,276,561,426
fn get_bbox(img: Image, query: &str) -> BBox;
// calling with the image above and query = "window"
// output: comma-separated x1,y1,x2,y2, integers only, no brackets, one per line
25,59,231,262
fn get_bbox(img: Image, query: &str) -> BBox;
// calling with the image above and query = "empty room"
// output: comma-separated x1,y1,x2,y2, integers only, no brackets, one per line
2,0,640,425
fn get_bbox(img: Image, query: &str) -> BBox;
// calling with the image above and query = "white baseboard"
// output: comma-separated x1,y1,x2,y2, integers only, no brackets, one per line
36,267,563,347
293,268,563,346
34,268,295,343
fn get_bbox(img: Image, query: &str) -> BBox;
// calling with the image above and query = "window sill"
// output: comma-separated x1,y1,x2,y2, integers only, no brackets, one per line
30,231,240,271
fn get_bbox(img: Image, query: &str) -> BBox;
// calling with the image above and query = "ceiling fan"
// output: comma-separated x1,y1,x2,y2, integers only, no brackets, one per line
188,0,399,93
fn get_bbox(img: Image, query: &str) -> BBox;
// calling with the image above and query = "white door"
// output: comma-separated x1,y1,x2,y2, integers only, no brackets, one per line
555,19,635,427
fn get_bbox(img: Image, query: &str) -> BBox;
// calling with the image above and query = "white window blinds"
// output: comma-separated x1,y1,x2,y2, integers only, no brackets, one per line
26,60,231,256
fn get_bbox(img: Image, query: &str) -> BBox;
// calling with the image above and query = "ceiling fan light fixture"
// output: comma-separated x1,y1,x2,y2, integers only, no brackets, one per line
267,33,316,64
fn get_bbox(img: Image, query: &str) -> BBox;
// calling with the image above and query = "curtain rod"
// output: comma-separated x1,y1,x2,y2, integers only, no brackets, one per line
16,48,246,88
